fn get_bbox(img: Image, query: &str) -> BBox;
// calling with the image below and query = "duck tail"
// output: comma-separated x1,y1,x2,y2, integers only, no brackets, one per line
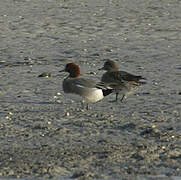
136,75,146,80
135,76,146,84
139,81,147,84
102,89,113,96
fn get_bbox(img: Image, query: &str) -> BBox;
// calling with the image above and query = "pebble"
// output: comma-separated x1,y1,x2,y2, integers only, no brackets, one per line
38,72,51,78
65,112,70,117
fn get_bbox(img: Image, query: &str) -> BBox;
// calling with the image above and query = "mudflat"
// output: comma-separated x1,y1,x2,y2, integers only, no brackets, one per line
0,0,181,179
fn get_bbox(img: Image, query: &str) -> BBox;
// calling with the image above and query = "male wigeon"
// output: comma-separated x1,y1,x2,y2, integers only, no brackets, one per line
60,63,113,109
99,59,146,102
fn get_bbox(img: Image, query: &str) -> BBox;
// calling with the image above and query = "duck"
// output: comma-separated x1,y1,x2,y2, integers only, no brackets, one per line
60,62,113,109
99,59,146,102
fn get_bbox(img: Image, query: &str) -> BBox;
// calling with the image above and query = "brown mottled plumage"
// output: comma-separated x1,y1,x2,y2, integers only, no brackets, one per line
99,60,146,102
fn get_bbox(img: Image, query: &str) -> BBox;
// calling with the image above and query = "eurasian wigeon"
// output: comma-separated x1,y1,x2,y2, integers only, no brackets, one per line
60,63,113,109
99,59,146,102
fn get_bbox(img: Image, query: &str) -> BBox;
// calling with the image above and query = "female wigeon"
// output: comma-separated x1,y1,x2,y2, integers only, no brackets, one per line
99,60,146,102
60,63,113,109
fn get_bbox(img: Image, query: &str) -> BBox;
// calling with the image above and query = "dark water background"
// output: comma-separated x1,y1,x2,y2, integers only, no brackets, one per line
0,0,181,179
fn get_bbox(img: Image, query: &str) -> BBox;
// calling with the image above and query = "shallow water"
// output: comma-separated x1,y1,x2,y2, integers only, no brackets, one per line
0,0,181,179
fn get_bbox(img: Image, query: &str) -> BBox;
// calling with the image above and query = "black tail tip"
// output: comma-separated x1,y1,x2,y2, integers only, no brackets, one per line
103,89,113,96
141,77,146,80
139,81,147,85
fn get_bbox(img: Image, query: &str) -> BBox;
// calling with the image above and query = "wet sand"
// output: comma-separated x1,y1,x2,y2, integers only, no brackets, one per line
0,0,181,179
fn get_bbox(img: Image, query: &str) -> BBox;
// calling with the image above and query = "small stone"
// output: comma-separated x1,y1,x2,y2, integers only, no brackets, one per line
152,125,156,128
38,72,51,78
91,52,100,56
139,66,144,69
71,171,85,178
56,100,61,103
105,48,113,52
65,112,70,116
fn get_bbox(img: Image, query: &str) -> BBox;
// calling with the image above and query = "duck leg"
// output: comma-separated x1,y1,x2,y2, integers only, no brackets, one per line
86,103,89,110
81,101,90,110
120,95,125,102
115,92,119,101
